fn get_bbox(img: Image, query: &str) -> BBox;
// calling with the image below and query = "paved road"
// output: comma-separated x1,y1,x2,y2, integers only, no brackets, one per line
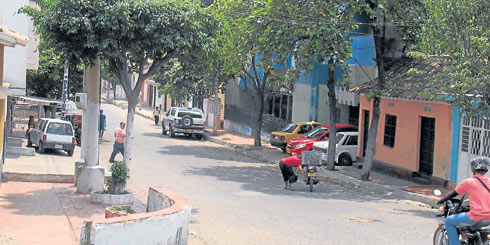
99,102,440,245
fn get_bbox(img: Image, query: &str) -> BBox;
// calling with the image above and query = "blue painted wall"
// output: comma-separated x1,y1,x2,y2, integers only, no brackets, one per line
450,106,461,184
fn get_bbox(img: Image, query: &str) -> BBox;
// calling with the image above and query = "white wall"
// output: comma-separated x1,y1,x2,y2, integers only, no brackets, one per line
0,0,29,95
291,84,310,122
81,188,191,245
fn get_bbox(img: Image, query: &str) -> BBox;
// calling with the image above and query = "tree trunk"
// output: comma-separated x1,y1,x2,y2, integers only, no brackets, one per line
212,86,219,136
361,15,386,181
112,83,116,99
124,97,137,170
361,98,380,180
326,62,337,171
271,95,275,116
279,95,283,119
286,95,291,121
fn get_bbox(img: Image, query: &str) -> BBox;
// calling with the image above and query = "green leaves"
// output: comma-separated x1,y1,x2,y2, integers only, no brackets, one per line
414,0,490,117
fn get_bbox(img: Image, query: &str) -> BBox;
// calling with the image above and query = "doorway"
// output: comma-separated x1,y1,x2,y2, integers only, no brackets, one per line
362,110,370,157
419,117,435,175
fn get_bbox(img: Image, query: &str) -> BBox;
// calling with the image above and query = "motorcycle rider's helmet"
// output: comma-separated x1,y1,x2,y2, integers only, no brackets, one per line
470,156,490,174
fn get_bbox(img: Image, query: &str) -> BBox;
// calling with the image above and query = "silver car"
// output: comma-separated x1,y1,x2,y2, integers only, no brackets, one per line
27,118,76,156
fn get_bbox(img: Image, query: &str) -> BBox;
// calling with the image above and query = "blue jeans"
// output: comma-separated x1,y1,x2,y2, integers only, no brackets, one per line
109,142,124,162
444,212,478,245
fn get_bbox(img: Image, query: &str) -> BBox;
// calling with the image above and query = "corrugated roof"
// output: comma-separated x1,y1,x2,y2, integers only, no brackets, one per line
350,58,447,101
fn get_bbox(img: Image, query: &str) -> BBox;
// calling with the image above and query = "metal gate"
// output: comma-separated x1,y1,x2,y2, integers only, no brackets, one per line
9,103,39,138
457,116,490,184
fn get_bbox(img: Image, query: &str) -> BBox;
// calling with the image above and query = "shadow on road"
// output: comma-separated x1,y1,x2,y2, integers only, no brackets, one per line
182,164,437,219
157,145,260,163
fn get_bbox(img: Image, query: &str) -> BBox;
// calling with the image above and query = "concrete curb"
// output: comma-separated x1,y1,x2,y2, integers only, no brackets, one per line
103,98,154,121
317,168,437,207
3,172,74,183
203,134,275,164
6,146,35,156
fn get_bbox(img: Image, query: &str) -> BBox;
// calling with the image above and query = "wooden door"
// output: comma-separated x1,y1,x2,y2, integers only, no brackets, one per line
419,117,435,175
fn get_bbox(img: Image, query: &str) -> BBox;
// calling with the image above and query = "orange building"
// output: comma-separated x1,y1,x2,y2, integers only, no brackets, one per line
354,59,454,185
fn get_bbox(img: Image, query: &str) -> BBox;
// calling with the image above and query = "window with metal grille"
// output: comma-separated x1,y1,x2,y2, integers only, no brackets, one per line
383,114,397,147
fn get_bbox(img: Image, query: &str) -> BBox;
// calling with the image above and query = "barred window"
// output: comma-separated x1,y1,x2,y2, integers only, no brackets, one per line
383,114,397,147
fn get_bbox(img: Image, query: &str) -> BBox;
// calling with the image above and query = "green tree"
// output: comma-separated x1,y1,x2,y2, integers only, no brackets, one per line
26,40,83,99
22,0,216,171
266,0,365,170
413,0,490,117
360,0,426,181
216,0,290,147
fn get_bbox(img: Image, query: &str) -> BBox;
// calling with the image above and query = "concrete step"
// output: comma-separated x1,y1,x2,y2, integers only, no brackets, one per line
5,146,35,156
6,137,24,147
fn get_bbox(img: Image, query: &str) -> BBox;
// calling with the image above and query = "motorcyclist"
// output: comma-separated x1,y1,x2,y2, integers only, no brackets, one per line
436,156,490,245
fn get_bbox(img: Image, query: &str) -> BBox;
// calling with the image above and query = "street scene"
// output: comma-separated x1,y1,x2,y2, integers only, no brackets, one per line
0,0,489,245
2,102,440,244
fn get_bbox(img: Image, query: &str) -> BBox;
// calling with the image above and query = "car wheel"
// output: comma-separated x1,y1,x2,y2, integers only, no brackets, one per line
27,136,32,147
162,125,167,135
39,142,45,153
338,154,352,166
66,149,74,156
169,125,175,138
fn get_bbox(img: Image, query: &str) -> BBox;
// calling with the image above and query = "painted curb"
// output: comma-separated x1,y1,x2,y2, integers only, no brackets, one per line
3,172,74,183
203,134,275,164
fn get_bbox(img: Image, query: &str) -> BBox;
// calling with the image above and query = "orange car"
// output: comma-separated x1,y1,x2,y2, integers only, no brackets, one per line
270,122,322,151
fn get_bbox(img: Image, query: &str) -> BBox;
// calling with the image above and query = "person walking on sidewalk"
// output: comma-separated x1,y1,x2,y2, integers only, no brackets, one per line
153,107,160,125
279,155,308,191
436,157,490,245
109,122,126,163
99,110,107,139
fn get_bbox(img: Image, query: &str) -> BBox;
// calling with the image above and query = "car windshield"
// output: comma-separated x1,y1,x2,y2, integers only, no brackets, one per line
177,109,202,118
335,134,345,144
280,124,297,133
305,127,327,139
46,122,73,135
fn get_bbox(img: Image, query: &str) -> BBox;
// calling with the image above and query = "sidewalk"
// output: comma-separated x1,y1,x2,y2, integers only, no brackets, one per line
0,181,105,244
0,142,108,244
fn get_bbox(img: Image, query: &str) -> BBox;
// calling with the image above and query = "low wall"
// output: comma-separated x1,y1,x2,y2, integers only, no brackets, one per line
224,119,271,142
80,187,191,245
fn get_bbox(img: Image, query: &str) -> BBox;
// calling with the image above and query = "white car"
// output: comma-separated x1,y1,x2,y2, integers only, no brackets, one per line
162,107,205,139
312,131,358,166
27,118,76,156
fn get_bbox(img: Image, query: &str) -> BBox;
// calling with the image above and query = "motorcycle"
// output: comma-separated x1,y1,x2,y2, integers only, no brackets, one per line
301,151,322,192
433,189,490,245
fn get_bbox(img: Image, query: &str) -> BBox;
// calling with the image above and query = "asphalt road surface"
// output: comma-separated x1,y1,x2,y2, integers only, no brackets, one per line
99,102,440,245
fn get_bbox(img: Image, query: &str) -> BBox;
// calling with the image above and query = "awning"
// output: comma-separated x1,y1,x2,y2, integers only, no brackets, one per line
16,96,62,106
0,25,28,47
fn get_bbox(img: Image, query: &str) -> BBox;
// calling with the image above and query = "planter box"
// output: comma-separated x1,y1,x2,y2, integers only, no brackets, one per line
105,205,134,218
90,192,134,205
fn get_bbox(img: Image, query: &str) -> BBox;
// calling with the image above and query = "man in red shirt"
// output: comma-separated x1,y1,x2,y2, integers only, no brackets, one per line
280,155,308,191
109,122,126,163
437,157,490,245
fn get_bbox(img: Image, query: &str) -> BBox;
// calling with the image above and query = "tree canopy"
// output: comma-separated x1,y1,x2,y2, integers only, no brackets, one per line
413,0,490,117
26,40,83,99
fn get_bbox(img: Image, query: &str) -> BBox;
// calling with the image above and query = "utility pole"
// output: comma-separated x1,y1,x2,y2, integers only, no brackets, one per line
76,57,104,194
